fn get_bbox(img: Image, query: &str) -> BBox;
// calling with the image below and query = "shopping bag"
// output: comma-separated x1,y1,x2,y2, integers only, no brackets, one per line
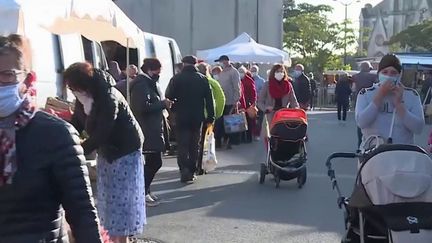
246,105,258,118
223,112,248,134
202,125,217,172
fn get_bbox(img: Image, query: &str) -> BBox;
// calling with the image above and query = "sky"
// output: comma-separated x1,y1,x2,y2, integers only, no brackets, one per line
296,0,383,27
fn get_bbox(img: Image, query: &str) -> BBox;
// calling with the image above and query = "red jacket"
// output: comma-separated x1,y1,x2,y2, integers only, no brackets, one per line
241,72,257,108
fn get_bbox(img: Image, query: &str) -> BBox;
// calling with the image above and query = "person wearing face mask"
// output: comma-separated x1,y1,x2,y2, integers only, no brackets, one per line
356,54,425,145
251,65,266,141
211,66,222,81
257,64,299,135
129,58,172,206
292,64,311,110
196,62,225,174
238,66,257,143
66,62,145,242
0,36,102,242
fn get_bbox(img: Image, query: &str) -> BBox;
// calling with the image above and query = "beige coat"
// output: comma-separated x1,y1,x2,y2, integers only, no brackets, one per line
257,82,299,137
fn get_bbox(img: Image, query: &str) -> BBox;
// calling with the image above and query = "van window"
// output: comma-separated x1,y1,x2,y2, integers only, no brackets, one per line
81,36,94,64
145,35,156,58
59,34,85,69
101,40,138,70
94,42,108,71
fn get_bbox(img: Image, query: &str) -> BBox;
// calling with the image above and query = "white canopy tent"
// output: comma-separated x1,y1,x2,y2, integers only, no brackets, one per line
0,0,142,48
196,32,290,65
0,0,144,102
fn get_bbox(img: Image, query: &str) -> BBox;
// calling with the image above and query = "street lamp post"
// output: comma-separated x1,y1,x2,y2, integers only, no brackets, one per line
333,0,360,66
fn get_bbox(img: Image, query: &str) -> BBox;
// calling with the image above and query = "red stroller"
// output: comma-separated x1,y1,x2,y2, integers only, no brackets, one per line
260,108,308,188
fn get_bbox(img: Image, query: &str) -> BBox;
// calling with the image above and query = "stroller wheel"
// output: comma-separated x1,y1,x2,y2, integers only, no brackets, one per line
297,168,307,188
259,163,266,184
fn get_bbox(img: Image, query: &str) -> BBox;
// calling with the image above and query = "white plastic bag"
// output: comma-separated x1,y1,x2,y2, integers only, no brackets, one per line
202,126,217,172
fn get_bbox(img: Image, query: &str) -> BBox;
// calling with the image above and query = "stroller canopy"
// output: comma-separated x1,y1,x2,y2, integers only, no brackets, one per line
270,108,307,141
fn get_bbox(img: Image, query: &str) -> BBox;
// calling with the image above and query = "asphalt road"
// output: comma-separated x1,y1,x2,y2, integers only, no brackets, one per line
139,111,431,243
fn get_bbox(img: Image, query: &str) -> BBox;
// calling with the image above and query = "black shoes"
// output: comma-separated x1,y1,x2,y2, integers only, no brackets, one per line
180,169,197,183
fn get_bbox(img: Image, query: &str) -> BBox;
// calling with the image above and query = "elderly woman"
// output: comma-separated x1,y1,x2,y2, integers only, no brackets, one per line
356,54,424,145
0,36,102,242
238,66,257,143
66,62,145,243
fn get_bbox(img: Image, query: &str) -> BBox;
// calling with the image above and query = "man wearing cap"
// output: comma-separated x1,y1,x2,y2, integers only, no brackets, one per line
214,55,242,148
356,54,424,145
166,55,215,183
352,61,377,149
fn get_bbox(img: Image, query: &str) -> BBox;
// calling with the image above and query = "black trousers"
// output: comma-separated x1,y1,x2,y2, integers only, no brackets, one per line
177,123,202,174
337,100,349,121
143,152,162,195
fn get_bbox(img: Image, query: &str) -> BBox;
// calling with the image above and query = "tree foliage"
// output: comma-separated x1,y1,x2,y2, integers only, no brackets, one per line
283,1,356,73
388,20,432,52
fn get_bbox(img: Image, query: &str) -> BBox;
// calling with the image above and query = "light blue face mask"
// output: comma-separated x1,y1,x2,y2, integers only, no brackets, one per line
293,70,302,78
0,83,24,118
378,73,399,84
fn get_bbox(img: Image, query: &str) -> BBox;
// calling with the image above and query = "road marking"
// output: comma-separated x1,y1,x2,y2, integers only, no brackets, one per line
159,166,356,179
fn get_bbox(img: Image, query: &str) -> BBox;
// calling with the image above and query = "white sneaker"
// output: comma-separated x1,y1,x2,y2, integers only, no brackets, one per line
148,192,159,201
145,194,160,207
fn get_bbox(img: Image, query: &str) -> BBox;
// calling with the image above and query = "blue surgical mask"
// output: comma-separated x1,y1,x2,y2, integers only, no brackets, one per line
0,83,24,118
378,73,399,84
293,70,302,78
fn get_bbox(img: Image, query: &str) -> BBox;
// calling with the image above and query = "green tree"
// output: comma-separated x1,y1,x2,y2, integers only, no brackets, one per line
283,2,355,73
388,20,432,52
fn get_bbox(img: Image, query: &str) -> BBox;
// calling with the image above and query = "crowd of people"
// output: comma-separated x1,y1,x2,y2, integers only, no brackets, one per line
0,32,429,243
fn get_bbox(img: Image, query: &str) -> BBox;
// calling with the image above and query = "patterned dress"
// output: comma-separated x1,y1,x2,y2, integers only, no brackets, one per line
96,150,146,236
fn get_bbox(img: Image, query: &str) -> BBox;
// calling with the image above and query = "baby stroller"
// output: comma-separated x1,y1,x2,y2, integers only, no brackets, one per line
259,108,307,188
326,135,432,243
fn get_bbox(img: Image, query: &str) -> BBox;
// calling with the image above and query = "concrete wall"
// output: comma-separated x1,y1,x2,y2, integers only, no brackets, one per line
115,0,283,56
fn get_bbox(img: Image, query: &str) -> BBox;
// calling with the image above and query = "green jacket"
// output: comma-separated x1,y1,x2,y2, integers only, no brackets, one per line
206,76,226,119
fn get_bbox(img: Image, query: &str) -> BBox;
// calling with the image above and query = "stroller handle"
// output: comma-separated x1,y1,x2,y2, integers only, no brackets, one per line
325,152,359,208
325,152,358,167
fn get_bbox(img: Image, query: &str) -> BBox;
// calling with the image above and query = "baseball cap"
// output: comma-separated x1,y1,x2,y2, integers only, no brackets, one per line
214,55,229,62
182,55,198,65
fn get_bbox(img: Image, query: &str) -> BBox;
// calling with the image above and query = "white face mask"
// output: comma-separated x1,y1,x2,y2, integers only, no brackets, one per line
213,74,219,80
0,83,24,118
275,72,284,81
73,91,94,115
251,71,258,76
240,73,245,79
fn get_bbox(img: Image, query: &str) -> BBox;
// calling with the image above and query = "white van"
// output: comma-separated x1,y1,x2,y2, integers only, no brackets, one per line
101,32,182,95
2,20,108,107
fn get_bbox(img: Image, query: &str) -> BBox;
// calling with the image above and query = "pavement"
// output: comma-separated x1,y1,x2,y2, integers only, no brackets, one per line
139,111,431,243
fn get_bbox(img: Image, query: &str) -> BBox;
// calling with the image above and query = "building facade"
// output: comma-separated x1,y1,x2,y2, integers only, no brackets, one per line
114,0,284,57
359,0,432,57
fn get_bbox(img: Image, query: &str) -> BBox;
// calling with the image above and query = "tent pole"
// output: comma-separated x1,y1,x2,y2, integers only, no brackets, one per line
126,38,130,103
